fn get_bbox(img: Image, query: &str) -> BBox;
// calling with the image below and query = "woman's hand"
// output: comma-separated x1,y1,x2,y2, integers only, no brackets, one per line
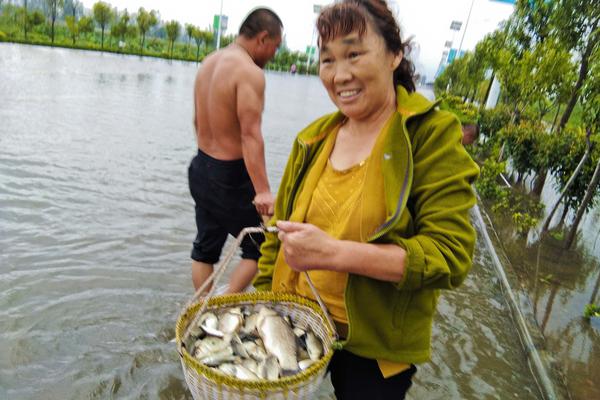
276,220,338,272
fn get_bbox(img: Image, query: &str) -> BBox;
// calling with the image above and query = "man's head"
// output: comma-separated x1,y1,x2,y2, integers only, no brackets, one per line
238,8,283,68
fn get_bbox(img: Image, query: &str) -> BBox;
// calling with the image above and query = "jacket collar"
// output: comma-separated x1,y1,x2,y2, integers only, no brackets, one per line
297,85,438,144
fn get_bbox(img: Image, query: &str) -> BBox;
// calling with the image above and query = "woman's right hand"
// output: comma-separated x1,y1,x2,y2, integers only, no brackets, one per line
276,220,338,272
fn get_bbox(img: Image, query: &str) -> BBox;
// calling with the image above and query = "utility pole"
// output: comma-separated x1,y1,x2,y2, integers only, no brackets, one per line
457,0,476,57
306,4,322,73
216,0,224,50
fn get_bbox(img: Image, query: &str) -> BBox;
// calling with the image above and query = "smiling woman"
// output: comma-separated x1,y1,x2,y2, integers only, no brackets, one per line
253,1,480,399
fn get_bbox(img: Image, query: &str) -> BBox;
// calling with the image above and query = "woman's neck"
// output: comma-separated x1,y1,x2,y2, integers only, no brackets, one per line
345,90,396,138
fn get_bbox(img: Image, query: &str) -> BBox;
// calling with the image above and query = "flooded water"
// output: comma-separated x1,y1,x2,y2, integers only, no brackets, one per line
482,175,600,400
1,43,541,399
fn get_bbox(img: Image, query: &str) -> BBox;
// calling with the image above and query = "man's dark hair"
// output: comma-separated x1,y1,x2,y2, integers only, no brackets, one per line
239,8,283,38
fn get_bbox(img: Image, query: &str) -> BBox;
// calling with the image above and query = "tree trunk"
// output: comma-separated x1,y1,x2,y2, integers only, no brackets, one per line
101,27,105,49
542,131,592,232
558,31,597,130
558,205,569,227
541,284,558,334
23,0,28,39
140,34,145,55
550,103,562,134
565,157,600,249
51,16,56,43
196,43,200,62
532,169,547,197
591,268,600,305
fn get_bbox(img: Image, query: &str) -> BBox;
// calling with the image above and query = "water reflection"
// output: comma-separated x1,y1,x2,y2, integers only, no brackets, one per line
485,192,600,399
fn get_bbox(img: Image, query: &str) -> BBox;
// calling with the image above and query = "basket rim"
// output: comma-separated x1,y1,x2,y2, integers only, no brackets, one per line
175,291,337,392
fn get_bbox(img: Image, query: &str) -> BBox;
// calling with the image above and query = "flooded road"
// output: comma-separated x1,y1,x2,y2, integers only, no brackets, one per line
1,43,541,399
483,175,600,400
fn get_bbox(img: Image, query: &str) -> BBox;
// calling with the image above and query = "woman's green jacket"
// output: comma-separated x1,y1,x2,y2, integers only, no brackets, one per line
254,86,480,364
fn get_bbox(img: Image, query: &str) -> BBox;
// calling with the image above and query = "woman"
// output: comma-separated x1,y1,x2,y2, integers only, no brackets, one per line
254,1,479,398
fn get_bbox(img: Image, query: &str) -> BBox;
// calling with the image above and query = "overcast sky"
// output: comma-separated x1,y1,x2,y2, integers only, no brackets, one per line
79,0,515,80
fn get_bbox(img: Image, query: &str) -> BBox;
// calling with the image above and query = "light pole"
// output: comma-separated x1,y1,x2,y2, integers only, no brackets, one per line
306,4,322,74
457,0,476,57
216,0,224,50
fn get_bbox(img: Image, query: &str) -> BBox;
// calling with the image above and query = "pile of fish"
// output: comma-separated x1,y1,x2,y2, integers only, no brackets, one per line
185,305,325,381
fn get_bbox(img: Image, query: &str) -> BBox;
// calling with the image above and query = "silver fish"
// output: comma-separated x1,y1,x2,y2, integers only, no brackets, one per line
298,359,316,370
235,364,259,380
256,307,298,371
258,354,280,380
219,309,243,335
194,337,229,359
217,363,237,376
199,312,224,337
306,331,323,361
199,346,235,367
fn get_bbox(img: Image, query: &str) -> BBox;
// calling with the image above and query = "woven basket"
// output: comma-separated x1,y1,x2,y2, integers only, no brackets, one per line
175,227,339,400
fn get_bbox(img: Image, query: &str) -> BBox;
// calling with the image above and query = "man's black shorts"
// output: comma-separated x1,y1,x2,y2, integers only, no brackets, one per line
188,149,264,264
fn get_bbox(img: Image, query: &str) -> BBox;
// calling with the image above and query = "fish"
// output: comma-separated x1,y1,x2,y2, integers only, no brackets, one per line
218,308,243,335
190,305,325,381
298,359,316,370
258,355,280,380
199,312,224,337
306,330,323,361
256,307,299,371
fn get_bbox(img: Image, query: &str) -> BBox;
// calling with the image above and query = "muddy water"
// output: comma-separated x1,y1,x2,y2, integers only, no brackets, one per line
0,43,541,399
482,176,600,400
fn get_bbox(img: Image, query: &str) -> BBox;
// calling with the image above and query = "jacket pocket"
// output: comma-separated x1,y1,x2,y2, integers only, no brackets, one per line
392,290,413,330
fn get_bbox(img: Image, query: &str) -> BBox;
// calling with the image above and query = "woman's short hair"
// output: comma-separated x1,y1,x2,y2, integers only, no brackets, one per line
239,8,283,39
317,0,416,93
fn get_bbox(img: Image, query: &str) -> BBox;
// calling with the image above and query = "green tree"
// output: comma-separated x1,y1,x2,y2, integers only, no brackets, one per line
77,15,94,40
45,0,64,43
21,0,28,39
65,15,78,44
473,31,507,108
63,0,82,19
165,20,180,58
29,10,44,27
185,23,193,55
92,1,113,49
553,0,600,129
111,9,129,49
136,7,157,54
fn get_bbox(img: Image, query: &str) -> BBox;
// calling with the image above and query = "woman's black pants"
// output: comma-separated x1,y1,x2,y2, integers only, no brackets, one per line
328,349,417,400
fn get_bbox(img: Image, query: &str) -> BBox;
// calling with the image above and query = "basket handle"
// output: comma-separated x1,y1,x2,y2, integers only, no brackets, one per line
177,225,339,355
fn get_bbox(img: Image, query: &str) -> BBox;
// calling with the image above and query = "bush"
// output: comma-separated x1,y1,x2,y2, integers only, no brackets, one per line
479,105,512,139
476,158,509,204
500,121,549,180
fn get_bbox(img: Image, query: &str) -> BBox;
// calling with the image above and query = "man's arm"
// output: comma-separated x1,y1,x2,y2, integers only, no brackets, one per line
236,68,274,216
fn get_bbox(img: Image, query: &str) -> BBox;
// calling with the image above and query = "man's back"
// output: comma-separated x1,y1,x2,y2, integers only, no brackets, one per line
193,46,263,161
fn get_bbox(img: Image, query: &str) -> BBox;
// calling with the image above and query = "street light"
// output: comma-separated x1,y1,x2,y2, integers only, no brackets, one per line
456,0,476,57
216,0,224,50
306,4,322,73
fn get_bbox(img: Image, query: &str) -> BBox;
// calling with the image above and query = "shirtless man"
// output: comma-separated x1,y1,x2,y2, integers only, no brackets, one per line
188,8,282,293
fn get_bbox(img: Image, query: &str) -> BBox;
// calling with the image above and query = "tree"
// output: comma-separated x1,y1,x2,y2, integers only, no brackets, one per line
566,154,600,249
165,20,180,59
65,15,78,44
554,0,600,129
92,1,113,49
185,23,194,55
45,0,64,43
111,9,130,49
63,0,82,19
136,7,157,55
77,15,94,40
22,0,28,39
